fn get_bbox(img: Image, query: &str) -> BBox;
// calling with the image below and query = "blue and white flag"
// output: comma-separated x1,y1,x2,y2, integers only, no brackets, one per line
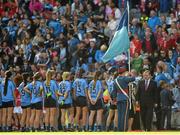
102,6,130,63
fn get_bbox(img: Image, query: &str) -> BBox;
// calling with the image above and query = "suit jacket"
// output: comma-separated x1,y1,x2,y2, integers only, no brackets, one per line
137,79,158,106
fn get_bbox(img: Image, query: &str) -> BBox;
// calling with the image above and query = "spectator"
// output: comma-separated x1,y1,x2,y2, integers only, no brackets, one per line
155,61,170,86
168,33,177,50
95,44,107,63
105,0,114,20
58,42,69,71
148,10,161,32
159,0,170,13
88,41,97,64
167,13,177,27
47,13,62,37
142,57,153,74
171,81,180,130
168,21,177,35
107,14,118,38
130,34,142,57
142,29,157,54
159,50,167,62
157,31,169,51
112,3,121,21
29,0,43,14
32,29,44,46
166,50,177,70
131,52,143,74
160,83,174,130
130,18,139,36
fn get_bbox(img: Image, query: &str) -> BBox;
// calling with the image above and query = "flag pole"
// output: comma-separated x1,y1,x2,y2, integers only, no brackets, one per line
127,0,131,72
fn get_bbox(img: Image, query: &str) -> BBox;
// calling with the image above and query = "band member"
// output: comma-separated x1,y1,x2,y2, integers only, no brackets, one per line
1,71,15,131
128,69,141,131
43,70,58,131
88,71,104,131
111,69,135,131
73,69,88,131
24,72,43,131
18,73,31,131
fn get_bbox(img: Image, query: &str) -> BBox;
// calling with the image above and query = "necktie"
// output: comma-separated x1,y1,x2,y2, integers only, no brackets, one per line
145,80,148,90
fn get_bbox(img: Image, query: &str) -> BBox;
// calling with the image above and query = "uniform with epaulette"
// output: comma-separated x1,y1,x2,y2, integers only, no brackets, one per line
111,69,135,131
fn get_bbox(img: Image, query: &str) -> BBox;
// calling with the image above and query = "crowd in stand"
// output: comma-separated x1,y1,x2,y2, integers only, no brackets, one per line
0,0,180,132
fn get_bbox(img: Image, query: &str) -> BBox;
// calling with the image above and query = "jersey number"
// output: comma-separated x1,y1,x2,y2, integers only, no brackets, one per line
21,89,25,96
76,81,82,92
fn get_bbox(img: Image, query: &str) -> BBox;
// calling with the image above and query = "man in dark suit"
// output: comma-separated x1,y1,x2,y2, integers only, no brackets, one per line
136,70,158,131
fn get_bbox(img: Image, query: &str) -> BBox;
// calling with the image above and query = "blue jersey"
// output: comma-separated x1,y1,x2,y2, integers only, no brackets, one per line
18,82,31,107
106,79,114,94
73,78,88,97
88,80,103,101
58,80,72,104
43,80,58,100
1,79,16,102
0,77,3,106
0,89,2,106
26,81,43,104
48,20,62,37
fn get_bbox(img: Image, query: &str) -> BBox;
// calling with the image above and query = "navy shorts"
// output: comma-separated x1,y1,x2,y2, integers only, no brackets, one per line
2,101,14,108
59,104,72,109
75,96,87,107
22,105,31,109
89,99,104,110
110,103,117,110
129,104,135,118
31,102,42,110
44,96,57,108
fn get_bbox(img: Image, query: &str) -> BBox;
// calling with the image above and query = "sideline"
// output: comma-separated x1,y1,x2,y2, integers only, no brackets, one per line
0,132,180,135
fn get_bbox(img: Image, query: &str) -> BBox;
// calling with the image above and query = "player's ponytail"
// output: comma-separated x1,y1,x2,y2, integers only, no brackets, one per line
3,70,12,96
93,71,101,88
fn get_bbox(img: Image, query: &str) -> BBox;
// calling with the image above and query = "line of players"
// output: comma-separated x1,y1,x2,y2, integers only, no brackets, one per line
0,68,134,132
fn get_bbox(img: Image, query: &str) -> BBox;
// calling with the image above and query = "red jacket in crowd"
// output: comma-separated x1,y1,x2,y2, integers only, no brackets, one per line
0,0,18,17
157,32,177,51
130,38,142,57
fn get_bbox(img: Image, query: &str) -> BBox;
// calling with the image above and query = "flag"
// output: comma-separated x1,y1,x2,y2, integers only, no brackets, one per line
102,7,130,63
117,8,128,30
